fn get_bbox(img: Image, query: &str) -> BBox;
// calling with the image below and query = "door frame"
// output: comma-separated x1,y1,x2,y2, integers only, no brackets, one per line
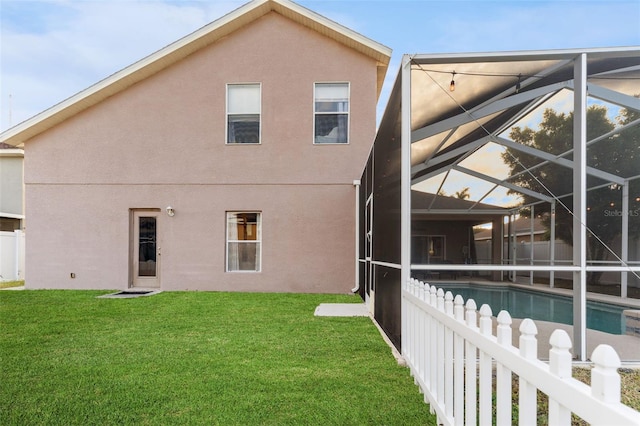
130,209,161,289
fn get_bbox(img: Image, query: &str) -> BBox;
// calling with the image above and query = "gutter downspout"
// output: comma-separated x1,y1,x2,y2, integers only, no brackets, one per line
351,180,360,293
352,179,361,293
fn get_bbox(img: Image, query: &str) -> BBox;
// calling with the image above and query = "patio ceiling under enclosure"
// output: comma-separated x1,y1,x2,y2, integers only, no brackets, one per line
371,47,640,360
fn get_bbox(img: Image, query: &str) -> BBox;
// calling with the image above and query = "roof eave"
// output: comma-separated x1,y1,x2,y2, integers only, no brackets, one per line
0,0,391,147
0,148,24,157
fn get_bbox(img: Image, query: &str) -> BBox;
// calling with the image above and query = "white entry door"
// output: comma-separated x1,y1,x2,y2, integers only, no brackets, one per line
132,210,160,288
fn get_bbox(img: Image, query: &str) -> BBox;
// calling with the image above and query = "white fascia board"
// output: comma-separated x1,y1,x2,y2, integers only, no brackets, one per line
0,149,24,157
273,0,392,61
0,212,25,219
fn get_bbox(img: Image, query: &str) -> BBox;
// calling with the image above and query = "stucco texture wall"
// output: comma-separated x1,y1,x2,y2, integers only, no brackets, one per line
25,184,355,292
23,12,379,292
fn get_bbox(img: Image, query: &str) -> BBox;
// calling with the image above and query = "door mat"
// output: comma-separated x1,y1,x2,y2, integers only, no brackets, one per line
98,290,161,299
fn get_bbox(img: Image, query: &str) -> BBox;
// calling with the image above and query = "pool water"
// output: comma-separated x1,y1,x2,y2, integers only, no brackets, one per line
437,284,627,335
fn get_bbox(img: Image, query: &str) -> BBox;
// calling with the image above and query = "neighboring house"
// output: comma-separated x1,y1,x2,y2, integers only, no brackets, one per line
0,0,391,291
474,216,547,244
476,217,640,287
0,142,24,231
0,142,25,282
411,192,507,267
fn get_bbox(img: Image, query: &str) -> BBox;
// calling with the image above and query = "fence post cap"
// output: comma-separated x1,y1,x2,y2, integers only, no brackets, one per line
591,345,620,369
519,318,538,336
497,310,512,325
549,329,572,350
479,304,492,317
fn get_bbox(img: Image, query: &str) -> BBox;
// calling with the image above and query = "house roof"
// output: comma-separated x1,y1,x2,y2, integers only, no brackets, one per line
411,191,507,224
0,0,391,148
412,191,506,213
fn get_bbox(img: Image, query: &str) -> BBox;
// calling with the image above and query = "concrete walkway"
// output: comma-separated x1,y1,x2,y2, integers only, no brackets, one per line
314,303,370,317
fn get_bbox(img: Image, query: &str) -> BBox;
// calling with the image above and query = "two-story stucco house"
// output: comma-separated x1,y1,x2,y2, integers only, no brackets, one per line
0,0,391,292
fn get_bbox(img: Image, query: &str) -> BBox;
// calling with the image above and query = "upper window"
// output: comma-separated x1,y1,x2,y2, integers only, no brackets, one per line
226,212,261,272
227,84,261,144
314,82,349,144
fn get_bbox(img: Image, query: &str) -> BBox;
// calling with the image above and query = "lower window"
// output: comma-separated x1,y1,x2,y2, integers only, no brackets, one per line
226,212,261,272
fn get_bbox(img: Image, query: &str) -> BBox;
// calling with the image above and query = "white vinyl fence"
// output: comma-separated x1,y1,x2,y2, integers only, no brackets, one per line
402,277,640,425
0,230,25,281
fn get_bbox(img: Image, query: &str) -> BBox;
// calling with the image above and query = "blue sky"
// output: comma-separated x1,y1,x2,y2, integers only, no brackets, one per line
1,0,639,132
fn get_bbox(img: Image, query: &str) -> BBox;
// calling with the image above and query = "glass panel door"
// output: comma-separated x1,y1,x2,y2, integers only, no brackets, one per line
412,235,446,264
138,217,157,277
132,210,160,288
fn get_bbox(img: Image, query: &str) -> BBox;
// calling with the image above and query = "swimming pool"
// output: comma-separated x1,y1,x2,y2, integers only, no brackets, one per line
436,283,629,335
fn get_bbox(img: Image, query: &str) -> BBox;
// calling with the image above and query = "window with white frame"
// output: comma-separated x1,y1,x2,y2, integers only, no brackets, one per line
314,82,349,144
227,84,261,144
226,212,261,272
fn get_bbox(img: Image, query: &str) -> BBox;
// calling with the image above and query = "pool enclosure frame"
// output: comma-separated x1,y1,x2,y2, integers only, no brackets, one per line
362,47,640,361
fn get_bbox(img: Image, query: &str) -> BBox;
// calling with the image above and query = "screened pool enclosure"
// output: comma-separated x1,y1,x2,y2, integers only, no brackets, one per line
358,47,640,360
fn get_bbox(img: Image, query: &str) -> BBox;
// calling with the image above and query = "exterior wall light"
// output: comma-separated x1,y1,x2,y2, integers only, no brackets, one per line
166,206,175,217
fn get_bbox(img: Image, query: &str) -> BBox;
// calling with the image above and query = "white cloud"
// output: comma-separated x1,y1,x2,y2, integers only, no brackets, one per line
2,0,638,132
0,0,245,130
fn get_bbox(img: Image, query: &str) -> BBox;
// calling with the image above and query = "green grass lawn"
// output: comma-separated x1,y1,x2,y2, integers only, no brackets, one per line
0,291,436,425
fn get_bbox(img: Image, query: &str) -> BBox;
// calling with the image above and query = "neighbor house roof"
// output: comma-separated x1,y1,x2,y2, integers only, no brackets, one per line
474,217,546,241
0,0,391,148
412,191,506,213
411,191,507,223
0,142,23,157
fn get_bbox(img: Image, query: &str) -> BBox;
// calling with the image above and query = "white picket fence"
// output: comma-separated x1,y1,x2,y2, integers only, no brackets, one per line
402,277,640,425
0,230,25,281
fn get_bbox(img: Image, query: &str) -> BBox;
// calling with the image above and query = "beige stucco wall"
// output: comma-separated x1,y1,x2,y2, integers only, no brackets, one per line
24,12,379,292
25,184,355,292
